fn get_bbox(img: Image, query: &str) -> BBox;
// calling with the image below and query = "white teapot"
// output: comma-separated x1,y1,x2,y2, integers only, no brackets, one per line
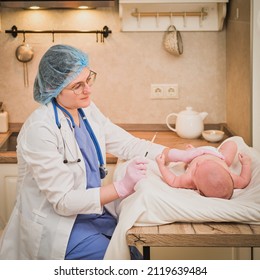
166,107,208,139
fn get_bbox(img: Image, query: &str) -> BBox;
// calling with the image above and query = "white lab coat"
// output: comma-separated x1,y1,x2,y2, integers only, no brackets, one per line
0,102,165,259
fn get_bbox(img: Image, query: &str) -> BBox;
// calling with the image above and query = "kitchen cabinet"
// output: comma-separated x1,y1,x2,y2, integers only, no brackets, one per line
226,0,260,149
252,0,260,151
0,1,116,9
226,0,250,144
0,164,17,229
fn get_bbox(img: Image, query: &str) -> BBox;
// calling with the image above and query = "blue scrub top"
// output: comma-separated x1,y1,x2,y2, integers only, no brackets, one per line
65,115,117,256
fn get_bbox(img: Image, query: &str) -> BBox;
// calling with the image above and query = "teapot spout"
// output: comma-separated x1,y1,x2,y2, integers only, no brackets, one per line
199,112,208,120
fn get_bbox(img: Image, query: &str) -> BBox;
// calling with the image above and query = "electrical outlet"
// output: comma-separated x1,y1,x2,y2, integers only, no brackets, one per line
150,83,179,99
150,84,164,99
164,84,179,99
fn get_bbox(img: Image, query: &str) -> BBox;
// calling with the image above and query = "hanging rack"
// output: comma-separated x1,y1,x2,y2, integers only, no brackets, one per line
131,8,208,20
5,25,112,43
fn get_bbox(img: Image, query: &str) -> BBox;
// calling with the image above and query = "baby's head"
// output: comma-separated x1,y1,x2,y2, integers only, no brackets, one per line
193,160,234,199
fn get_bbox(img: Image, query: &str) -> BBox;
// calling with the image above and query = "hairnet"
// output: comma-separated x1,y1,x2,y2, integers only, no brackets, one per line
34,44,89,104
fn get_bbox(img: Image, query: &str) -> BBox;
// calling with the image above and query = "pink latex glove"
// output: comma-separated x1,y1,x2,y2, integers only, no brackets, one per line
114,158,148,198
168,147,224,163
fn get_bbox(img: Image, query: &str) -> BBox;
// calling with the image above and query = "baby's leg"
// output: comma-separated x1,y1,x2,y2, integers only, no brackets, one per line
218,141,237,166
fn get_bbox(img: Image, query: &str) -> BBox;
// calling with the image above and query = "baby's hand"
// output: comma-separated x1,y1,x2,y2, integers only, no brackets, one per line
185,144,195,150
156,153,166,166
238,153,251,165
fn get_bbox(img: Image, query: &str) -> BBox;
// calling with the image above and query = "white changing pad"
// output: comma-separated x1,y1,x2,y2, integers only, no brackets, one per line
104,136,260,260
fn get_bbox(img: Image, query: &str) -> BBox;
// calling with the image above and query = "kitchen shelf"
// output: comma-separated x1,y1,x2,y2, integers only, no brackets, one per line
119,0,229,31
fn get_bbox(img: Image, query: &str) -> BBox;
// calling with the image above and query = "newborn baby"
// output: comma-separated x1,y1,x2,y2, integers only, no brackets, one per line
156,140,252,199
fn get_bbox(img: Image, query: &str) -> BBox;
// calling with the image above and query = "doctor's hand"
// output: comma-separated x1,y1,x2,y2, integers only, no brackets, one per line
114,158,148,198
167,147,224,163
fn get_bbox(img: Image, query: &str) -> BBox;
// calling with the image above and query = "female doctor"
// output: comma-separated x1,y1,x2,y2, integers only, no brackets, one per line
0,45,217,260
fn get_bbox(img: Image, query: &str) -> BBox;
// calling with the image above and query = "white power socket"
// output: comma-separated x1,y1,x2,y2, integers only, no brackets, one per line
150,84,164,99
150,84,179,99
164,84,179,99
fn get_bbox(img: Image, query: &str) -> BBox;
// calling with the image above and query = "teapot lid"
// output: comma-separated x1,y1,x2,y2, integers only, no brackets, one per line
180,106,198,115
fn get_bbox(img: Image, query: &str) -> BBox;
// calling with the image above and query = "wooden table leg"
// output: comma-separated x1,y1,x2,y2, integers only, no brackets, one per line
143,246,150,260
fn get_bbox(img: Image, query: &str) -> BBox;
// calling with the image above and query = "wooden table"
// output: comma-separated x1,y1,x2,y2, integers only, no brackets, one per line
127,222,260,260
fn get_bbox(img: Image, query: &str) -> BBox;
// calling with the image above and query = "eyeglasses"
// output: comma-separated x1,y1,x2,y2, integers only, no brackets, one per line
66,70,97,95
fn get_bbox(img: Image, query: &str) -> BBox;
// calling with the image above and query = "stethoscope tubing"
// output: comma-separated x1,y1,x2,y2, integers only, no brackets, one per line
51,99,107,178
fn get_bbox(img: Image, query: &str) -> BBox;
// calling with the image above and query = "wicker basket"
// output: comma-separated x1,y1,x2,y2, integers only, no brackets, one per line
163,25,183,56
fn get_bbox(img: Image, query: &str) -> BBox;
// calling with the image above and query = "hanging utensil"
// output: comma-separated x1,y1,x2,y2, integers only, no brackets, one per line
15,43,34,87
163,25,183,56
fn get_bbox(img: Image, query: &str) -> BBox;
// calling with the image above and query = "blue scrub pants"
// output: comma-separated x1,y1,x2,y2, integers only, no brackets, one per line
65,233,110,260
65,233,142,260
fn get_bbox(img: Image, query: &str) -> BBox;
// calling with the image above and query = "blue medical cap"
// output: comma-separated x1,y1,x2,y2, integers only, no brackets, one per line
34,44,89,104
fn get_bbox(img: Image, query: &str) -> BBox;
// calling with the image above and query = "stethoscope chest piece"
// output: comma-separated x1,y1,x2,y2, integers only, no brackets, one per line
99,165,108,179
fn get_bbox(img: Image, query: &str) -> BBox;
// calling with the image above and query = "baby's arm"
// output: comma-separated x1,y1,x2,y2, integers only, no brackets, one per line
156,154,194,189
219,140,237,166
232,153,252,189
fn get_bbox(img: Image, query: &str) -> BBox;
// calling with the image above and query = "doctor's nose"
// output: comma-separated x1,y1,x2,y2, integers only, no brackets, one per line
82,83,91,94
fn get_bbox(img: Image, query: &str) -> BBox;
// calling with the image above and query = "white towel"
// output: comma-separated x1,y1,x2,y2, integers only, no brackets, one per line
104,136,260,260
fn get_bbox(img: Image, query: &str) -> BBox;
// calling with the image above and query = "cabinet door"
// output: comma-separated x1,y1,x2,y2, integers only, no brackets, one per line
4,176,17,222
0,164,18,227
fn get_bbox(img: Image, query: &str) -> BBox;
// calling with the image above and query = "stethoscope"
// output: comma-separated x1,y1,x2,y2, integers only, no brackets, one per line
51,99,108,179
